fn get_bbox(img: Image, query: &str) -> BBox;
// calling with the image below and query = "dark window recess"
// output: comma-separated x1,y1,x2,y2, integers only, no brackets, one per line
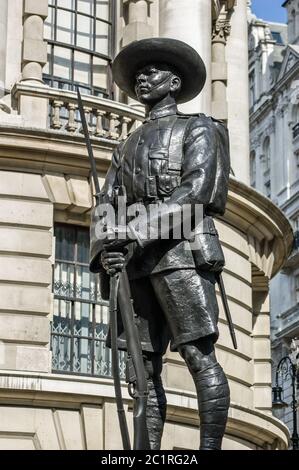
271,32,284,45
51,224,126,378
44,0,115,98
293,123,299,139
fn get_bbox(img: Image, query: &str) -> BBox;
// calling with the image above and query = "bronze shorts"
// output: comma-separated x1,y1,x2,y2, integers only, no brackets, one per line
113,268,219,354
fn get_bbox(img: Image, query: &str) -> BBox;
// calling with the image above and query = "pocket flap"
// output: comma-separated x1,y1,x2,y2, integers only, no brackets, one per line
148,149,168,160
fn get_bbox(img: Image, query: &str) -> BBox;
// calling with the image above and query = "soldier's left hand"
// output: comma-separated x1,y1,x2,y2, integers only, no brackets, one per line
101,250,126,276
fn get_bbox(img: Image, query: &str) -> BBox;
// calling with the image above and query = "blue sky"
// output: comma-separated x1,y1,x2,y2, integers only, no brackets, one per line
251,0,287,23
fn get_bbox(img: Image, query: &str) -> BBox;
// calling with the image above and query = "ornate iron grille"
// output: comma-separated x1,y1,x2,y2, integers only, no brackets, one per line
51,224,126,378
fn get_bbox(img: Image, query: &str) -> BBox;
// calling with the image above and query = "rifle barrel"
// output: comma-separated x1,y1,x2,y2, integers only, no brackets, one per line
77,88,101,198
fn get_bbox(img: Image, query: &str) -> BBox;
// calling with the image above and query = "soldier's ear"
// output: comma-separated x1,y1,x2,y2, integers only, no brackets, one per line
170,75,182,96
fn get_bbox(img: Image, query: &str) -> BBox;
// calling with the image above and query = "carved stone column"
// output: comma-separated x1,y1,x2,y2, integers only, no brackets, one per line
211,19,231,120
21,0,48,83
18,0,49,127
122,0,154,47
159,0,212,115
226,0,250,184
0,0,8,97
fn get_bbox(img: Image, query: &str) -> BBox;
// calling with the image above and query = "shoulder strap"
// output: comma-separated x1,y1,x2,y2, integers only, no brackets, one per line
168,117,191,173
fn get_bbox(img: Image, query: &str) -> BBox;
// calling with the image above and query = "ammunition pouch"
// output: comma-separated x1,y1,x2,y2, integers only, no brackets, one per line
191,217,225,273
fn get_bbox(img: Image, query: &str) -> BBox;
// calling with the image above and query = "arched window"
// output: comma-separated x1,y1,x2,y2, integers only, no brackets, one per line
44,0,115,98
262,137,271,197
250,150,256,187
263,136,271,171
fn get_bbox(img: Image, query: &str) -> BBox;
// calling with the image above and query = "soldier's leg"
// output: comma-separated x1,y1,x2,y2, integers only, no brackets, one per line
143,353,167,450
150,269,230,450
178,336,230,450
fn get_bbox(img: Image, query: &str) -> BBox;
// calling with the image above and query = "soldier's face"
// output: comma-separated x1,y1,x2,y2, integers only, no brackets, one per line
135,63,181,104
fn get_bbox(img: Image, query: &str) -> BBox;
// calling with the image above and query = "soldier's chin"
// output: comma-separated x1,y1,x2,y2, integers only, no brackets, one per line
136,92,153,104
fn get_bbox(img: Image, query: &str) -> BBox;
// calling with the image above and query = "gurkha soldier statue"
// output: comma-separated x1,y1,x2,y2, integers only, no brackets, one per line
89,38,232,451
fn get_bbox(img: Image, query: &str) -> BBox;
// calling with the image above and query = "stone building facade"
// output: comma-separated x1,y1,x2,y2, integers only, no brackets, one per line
0,0,293,450
248,0,299,437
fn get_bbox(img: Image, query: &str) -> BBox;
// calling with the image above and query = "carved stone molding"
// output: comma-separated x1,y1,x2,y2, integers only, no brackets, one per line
265,116,276,135
212,19,231,43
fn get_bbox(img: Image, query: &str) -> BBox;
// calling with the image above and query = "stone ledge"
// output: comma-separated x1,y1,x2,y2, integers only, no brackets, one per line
0,371,289,449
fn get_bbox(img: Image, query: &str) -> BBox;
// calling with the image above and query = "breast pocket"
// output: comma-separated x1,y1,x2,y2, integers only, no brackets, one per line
156,174,181,197
148,149,169,175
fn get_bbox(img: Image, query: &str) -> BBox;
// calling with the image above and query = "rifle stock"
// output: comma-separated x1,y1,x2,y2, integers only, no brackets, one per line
77,87,150,450
118,271,150,450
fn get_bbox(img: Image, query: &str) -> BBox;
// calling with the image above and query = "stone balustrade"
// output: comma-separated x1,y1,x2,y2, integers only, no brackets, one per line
12,82,144,141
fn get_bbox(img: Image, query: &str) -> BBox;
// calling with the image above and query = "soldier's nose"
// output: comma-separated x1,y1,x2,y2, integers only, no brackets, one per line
136,75,147,85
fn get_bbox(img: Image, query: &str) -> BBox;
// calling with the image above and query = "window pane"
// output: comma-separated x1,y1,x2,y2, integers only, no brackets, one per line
96,1,110,21
54,262,75,298
95,20,109,56
57,0,75,9
95,304,109,340
78,0,94,15
74,51,91,85
44,44,52,75
45,6,55,41
53,46,72,82
51,225,112,377
73,337,92,373
77,228,90,263
56,8,75,44
93,57,108,91
55,225,75,260
94,304,110,375
52,334,72,372
53,298,72,336
94,339,111,376
44,1,112,95
76,265,93,300
77,13,94,50
74,301,92,337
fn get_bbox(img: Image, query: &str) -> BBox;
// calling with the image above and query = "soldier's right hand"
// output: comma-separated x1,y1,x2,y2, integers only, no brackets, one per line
100,250,126,276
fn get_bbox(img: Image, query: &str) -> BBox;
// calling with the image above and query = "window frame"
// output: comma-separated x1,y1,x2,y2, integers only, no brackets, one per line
44,0,116,98
51,223,124,378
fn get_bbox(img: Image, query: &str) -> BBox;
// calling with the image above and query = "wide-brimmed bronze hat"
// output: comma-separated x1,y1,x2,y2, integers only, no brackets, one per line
112,38,206,104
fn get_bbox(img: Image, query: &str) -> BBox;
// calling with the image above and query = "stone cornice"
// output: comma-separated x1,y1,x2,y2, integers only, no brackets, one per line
225,177,294,278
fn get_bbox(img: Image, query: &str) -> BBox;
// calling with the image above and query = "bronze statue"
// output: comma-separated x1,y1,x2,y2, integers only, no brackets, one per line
89,38,231,450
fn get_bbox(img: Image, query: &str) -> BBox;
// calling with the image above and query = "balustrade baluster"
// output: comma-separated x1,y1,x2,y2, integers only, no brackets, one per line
108,112,120,140
66,103,77,132
79,106,93,135
51,100,64,129
95,110,107,138
120,116,132,140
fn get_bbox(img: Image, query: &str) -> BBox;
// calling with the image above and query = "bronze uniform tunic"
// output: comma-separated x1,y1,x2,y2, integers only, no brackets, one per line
90,103,229,353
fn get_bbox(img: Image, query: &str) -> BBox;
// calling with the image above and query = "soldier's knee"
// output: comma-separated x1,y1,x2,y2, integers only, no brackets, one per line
179,339,216,374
